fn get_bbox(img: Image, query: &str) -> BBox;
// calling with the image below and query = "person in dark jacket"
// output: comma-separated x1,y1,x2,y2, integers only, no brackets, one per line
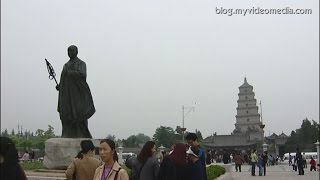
131,141,159,180
206,150,212,165
233,152,244,172
295,148,304,175
222,149,231,164
157,143,188,180
187,147,204,180
186,133,207,180
261,151,268,176
0,136,27,180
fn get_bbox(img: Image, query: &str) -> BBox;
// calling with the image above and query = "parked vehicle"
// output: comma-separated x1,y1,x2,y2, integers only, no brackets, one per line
282,152,317,164
117,152,136,164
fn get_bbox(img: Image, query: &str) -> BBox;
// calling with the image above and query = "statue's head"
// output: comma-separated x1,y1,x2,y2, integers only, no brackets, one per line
68,45,78,59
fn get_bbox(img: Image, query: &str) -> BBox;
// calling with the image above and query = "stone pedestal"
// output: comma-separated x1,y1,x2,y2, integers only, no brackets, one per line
44,138,100,170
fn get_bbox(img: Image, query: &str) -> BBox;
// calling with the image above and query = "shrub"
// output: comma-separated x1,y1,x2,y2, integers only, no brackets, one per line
206,165,226,180
20,161,44,170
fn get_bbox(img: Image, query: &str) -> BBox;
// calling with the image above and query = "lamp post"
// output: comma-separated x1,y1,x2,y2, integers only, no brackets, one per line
182,105,196,142
259,101,268,152
159,144,165,153
118,146,123,165
314,140,320,165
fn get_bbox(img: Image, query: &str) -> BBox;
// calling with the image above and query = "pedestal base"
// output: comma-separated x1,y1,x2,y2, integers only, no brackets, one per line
43,138,100,170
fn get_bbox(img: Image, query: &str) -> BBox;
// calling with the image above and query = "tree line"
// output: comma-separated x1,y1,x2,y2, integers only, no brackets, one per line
284,118,319,152
1,125,203,151
1,125,56,150
1,118,318,152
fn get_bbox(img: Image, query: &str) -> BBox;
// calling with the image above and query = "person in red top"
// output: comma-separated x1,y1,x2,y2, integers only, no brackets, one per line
309,157,316,171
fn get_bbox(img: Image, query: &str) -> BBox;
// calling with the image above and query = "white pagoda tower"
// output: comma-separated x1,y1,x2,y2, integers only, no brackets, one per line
233,78,263,141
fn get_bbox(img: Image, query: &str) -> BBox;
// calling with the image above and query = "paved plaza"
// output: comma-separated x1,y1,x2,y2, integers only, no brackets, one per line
26,163,319,180
231,164,319,180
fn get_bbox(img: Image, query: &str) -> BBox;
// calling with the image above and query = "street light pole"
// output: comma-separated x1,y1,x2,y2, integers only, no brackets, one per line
182,106,185,142
259,101,268,152
182,105,195,142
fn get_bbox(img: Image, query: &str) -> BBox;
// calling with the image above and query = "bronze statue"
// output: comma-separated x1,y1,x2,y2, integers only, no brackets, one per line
54,45,95,138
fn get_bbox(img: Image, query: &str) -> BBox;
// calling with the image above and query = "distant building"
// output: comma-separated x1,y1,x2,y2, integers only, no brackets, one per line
203,134,256,150
265,132,288,157
203,78,264,153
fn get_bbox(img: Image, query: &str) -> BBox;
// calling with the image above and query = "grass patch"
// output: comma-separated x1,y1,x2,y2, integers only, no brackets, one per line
20,161,44,170
206,165,226,180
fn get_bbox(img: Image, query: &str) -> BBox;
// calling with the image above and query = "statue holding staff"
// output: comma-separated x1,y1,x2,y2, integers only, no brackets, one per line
46,45,95,138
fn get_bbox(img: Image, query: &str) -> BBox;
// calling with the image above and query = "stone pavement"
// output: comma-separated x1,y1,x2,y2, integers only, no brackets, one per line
231,164,319,180
25,170,66,180
25,163,319,180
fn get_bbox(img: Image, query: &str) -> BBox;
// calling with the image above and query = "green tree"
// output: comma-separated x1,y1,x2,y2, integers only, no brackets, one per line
153,126,176,148
195,129,203,141
122,133,151,147
43,125,55,138
123,135,139,147
106,134,116,141
35,129,44,137
1,129,9,137
136,133,151,144
32,125,56,149
10,135,23,148
20,139,32,150
11,129,15,136
285,118,319,152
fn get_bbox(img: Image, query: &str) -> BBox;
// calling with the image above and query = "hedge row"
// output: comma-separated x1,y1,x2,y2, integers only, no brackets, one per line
206,165,226,180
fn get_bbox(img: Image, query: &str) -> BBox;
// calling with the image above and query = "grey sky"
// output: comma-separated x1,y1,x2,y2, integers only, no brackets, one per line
1,0,319,140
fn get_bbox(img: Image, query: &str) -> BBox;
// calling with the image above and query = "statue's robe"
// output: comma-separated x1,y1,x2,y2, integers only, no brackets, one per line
58,57,95,138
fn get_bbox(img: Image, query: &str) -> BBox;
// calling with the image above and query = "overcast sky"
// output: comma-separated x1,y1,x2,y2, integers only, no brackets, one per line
1,0,319,140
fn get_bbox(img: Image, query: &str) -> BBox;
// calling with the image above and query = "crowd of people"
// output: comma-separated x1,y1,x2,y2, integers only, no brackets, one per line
201,146,318,177
1,133,208,180
288,149,318,175
129,133,207,180
1,134,319,180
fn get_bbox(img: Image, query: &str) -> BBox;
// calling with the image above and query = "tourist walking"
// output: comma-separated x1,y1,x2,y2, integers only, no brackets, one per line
261,151,268,176
292,156,297,171
0,136,27,180
131,141,159,180
289,153,292,166
93,139,129,180
206,150,212,165
186,133,207,180
302,152,307,168
309,157,316,171
233,152,244,172
66,140,101,180
257,154,263,176
250,149,258,176
222,149,231,164
157,143,188,180
295,148,304,175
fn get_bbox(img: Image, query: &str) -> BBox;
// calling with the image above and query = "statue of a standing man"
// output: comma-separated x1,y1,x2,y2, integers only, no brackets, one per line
56,45,95,138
